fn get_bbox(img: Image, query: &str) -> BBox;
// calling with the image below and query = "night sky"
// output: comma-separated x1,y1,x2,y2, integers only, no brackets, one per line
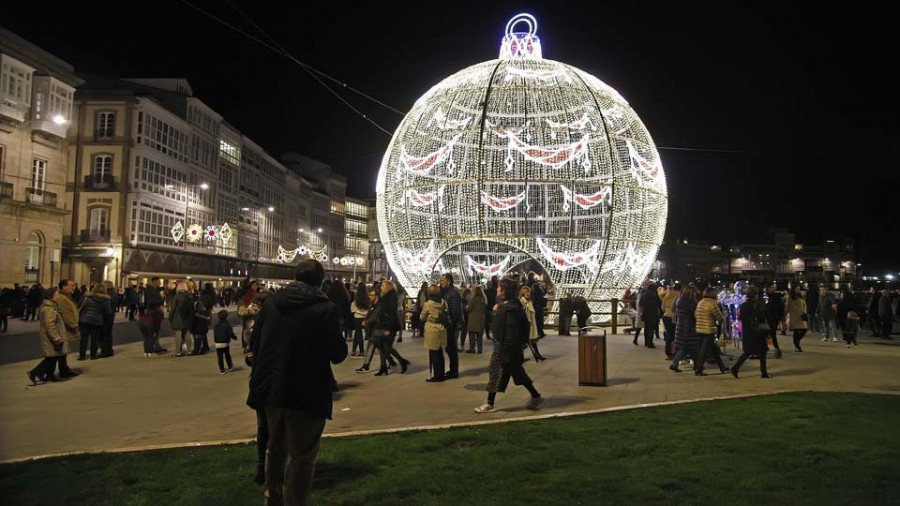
6,1,897,272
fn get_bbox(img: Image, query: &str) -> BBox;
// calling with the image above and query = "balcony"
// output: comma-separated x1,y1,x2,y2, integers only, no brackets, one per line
0,181,12,199
80,229,111,243
25,188,57,207
24,268,39,283
84,175,117,191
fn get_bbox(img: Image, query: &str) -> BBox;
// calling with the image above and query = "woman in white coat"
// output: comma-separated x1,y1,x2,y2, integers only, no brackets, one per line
518,286,546,361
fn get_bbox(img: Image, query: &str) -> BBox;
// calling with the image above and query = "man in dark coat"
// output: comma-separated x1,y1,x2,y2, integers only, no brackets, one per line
558,293,574,336
640,283,661,348
866,287,882,336
527,272,547,338
765,283,785,358
440,273,464,379
879,288,894,340
247,259,347,506
484,276,498,340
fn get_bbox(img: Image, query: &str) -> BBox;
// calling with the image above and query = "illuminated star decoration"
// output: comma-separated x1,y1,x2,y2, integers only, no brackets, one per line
171,221,185,243
186,224,204,243
205,226,219,241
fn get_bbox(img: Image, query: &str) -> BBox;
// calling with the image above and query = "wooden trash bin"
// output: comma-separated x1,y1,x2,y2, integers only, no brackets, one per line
578,329,607,386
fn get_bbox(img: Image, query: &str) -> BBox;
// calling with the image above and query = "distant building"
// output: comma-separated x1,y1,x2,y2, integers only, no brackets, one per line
1,28,84,286
660,228,857,289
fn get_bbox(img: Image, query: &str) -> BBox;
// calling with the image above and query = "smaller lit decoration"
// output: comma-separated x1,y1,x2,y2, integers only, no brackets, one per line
396,240,437,274
545,114,597,140
205,226,219,242
560,185,611,211
494,126,590,173
498,13,542,59
219,223,233,243
429,108,471,130
626,140,662,190
402,186,446,209
536,238,601,272
481,189,528,211
467,255,511,276
333,257,341,264
277,245,300,263
347,257,356,266
398,134,461,176
186,224,204,243
171,221,185,243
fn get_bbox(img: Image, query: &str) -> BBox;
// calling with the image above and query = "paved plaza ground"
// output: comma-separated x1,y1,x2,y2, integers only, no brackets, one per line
1,322,898,463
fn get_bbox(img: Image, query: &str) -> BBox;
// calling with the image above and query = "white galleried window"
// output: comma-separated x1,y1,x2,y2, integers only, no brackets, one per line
1,55,33,107
96,111,115,140
31,158,47,191
89,207,109,234
92,155,112,180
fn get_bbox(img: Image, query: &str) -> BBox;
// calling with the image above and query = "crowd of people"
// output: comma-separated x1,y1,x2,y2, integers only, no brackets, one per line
622,280,898,379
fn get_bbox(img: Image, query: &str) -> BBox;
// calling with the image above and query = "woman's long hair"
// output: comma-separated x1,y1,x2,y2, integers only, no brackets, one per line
354,282,370,309
471,285,486,301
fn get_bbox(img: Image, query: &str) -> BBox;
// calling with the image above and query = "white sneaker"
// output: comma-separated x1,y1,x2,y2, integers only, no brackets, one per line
831,338,838,342
474,404,495,413
821,338,828,342
846,344,851,348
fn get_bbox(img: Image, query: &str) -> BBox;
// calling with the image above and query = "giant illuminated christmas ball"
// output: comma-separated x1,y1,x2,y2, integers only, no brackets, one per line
376,14,667,318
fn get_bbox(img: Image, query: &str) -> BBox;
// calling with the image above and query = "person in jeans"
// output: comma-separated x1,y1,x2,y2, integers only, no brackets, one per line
139,300,163,357
475,277,543,412
78,284,111,360
371,281,410,376
693,287,728,375
246,259,347,506
213,310,237,373
820,289,838,342
661,284,680,359
350,283,370,357
731,285,773,379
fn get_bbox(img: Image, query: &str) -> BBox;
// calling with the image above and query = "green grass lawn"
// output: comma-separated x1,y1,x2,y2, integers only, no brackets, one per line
2,392,899,505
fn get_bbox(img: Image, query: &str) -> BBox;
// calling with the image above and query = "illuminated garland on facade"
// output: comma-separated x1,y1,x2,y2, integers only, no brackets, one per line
376,14,668,320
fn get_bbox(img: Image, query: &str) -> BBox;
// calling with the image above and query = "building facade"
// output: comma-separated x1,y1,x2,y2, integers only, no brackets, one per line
1,28,83,287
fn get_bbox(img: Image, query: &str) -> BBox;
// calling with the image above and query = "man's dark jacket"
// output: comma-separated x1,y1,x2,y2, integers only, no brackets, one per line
246,281,347,419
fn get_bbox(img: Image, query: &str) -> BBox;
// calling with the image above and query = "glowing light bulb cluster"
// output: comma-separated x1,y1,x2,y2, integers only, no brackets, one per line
376,14,668,320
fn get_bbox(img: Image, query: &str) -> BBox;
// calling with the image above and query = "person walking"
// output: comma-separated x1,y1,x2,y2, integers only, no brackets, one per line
246,259,347,506
661,283,680,359
669,286,699,372
820,289,839,343
765,283,786,358
474,277,543,413
53,280,80,378
78,284,111,360
355,290,382,373
420,285,448,382
213,310,237,373
371,280,410,376
466,285,487,354
170,282,195,357
527,272,548,339
640,282,661,348
731,285,773,378
440,273,463,379
694,287,728,375
787,287,808,352
27,288,66,384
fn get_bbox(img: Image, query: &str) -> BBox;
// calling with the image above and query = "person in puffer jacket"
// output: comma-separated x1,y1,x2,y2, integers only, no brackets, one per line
693,287,728,375
78,284,111,360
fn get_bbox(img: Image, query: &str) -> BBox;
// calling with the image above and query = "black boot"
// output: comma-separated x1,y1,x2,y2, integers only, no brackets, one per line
254,463,265,485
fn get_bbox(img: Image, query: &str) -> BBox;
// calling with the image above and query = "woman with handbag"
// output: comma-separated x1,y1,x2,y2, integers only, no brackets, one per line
518,286,546,361
787,287,809,352
420,284,448,382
